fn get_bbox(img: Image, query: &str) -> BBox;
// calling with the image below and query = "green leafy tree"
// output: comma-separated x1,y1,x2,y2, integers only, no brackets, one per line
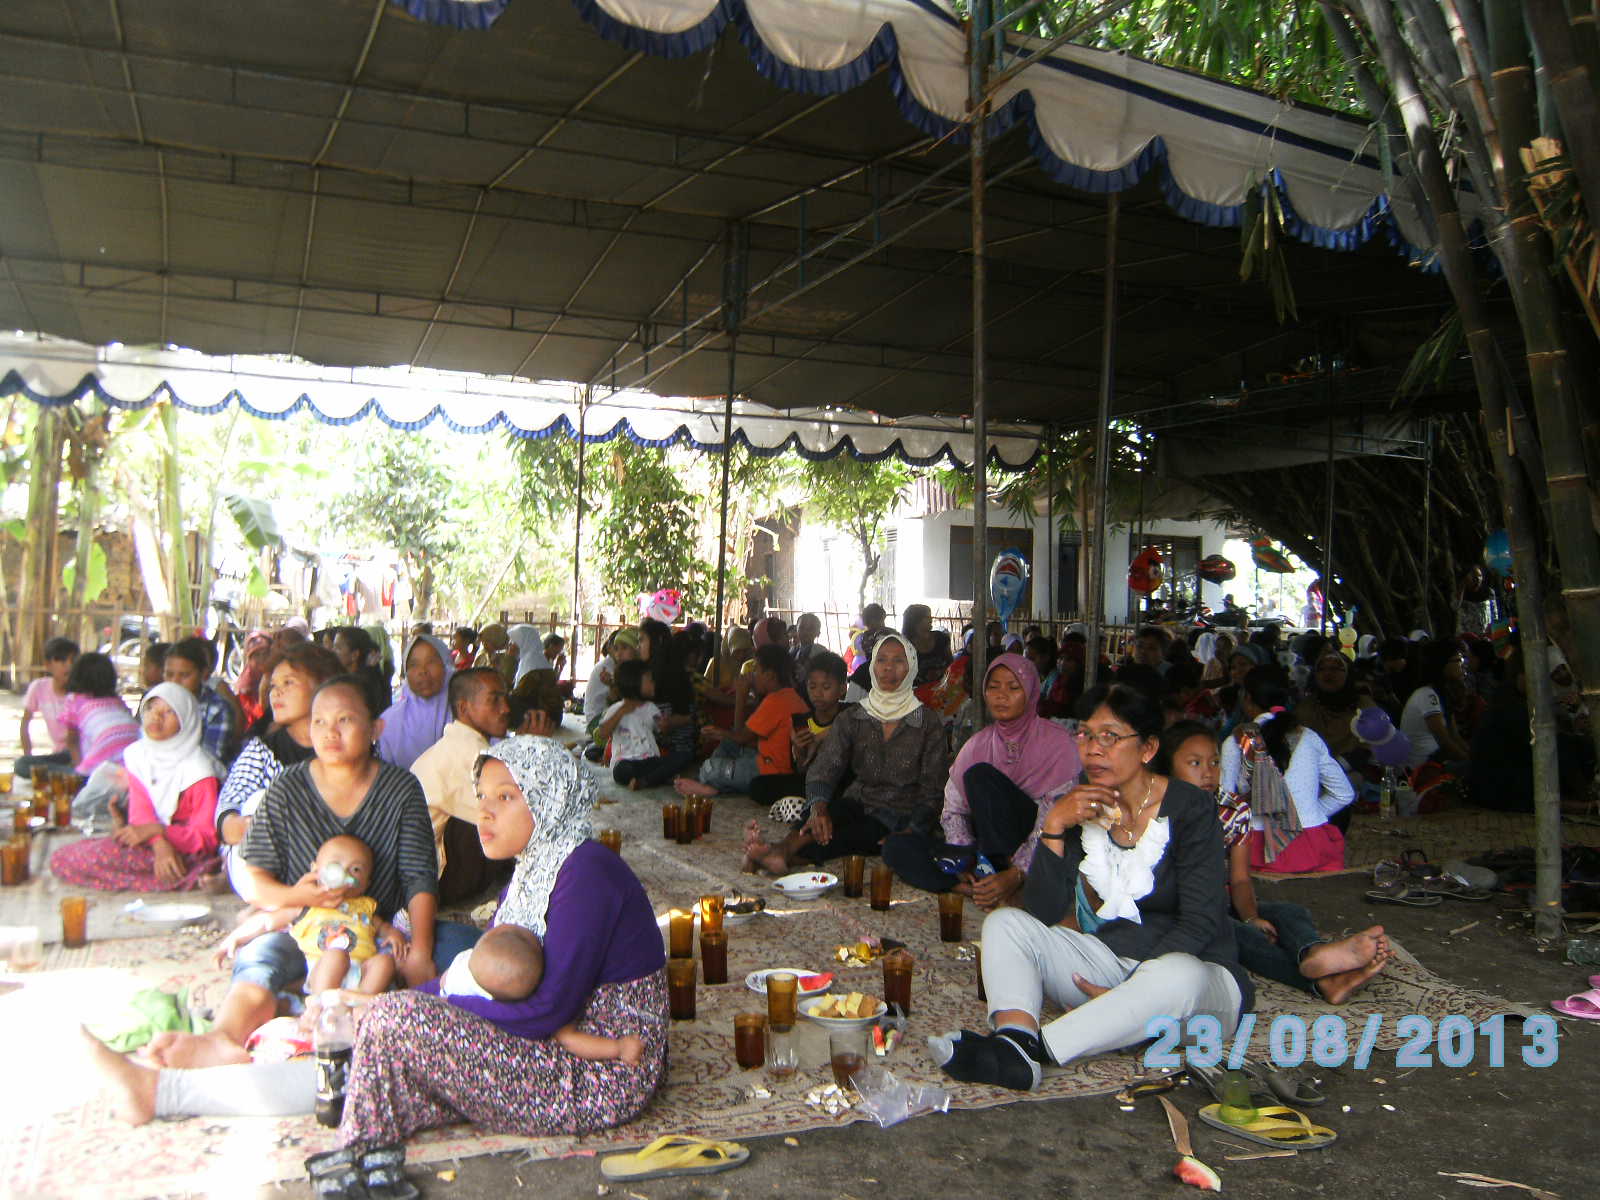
331,440,458,618
800,457,914,612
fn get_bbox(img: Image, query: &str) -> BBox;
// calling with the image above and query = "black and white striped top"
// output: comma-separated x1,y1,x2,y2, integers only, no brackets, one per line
241,760,439,919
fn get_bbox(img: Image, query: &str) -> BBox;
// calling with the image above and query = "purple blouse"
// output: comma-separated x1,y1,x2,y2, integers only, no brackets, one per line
420,840,665,1038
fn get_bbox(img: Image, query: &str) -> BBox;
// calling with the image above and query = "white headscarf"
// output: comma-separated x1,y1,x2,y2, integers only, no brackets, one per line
1194,631,1218,665
477,736,596,938
862,632,922,724
507,624,550,685
123,683,223,824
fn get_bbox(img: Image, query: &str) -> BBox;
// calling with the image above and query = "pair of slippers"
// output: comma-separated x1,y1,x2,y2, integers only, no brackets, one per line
305,1143,417,1199
600,1135,750,1182
1551,974,1600,1020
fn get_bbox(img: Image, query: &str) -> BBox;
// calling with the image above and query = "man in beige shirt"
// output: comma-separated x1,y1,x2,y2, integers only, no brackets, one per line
411,667,511,904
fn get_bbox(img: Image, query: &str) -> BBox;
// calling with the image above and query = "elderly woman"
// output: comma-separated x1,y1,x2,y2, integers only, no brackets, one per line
215,643,344,895
84,737,668,1146
1221,668,1355,874
742,633,947,873
934,684,1249,1091
376,634,454,770
883,654,1081,910
144,678,447,1070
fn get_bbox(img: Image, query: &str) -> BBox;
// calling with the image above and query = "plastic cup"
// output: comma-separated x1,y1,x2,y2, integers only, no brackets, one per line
882,950,913,1015
937,891,964,942
60,895,89,948
662,803,681,840
699,894,725,934
667,909,695,959
828,1026,869,1089
8,927,41,971
766,971,798,1030
734,1013,767,1069
841,855,865,898
870,865,894,911
700,929,729,985
666,958,697,1020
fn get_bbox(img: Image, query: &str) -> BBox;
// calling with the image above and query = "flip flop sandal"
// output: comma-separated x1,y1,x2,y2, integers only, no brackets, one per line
1551,988,1600,1020
1197,1103,1338,1150
1413,875,1494,901
1365,883,1443,907
1243,1062,1327,1108
1116,1075,1182,1104
600,1135,751,1182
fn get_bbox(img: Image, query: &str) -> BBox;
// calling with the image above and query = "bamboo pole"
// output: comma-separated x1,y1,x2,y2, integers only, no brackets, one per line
159,401,193,634
1525,0,1600,244
15,408,63,687
1359,0,1565,940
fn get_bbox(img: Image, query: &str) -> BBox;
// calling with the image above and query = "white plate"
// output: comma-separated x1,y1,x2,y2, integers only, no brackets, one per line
801,996,888,1031
724,909,760,927
744,967,832,998
122,901,211,928
771,871,837,900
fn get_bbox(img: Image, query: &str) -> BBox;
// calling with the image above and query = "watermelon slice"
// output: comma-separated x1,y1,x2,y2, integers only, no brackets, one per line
1173,1156,1221,1191
798,972,834,991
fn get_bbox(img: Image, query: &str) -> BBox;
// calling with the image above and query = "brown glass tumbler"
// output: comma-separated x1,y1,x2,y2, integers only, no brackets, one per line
765,971,798,1030
667,909,695,959
677,800,697,845
699,929,729,985
61,895,89,948
869,865,894,911
0,838,27,886
882,950,913,1015
598,828,623,853
841,854,866,898
734,1013,767,1068
662,803,681,840
698,894,724,934
666,958,697,1020
937,890,964,942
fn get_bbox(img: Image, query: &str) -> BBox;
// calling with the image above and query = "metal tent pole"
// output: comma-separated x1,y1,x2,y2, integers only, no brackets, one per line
572,384,589,671
1085,193,1119,683
1322,407,1336,635
969,3,990,696
1046,424,1055,636
713,223,746,643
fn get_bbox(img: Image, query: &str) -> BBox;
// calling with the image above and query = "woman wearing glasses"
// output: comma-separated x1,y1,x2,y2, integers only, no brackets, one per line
932,683,1249,1091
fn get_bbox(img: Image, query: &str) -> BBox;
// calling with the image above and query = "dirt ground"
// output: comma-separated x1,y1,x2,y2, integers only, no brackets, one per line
3,692,1586,1200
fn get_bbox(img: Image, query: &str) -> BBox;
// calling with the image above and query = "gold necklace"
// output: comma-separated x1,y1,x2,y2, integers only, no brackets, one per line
1110,774,1158,846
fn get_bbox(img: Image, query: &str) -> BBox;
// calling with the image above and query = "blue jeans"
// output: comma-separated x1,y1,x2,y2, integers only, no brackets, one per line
231,920,483,993
697,740,760,794
13,750,71,777
1232,901,1325,994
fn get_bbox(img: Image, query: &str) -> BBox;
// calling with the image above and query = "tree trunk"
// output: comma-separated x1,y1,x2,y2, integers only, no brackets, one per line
68,418,103,648
15,409,64,686
1359,0,1566,939
159,402,193,633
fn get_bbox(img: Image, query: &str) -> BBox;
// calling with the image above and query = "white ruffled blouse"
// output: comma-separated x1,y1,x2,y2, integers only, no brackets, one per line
1077,816,1171,924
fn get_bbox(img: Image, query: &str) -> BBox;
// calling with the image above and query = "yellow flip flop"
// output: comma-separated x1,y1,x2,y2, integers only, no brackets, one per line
1196,1103,1338,1150
600,1135,751,1182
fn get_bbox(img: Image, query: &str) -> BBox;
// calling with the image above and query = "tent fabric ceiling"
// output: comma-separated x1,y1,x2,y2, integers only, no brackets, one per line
0,0,1451,432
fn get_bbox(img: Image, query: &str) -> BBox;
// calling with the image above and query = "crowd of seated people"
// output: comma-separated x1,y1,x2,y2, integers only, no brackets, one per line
54,586,1588,1160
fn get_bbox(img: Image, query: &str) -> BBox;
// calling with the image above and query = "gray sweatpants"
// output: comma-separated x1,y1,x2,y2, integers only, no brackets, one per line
155,1060,315,1118
980,907,1242,1067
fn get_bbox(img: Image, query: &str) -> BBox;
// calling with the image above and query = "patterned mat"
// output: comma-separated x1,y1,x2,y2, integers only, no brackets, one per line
0,761,1536,1199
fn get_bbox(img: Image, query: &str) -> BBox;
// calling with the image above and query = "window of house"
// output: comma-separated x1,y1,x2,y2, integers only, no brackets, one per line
1128,533,1202,615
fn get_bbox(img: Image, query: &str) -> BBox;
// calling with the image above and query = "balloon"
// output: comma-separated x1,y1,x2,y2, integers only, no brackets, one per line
1196,554,1237,583
1250,536,1294,574
1484,529,1512,573
1350,707,1412,769
640,587,684,625
989,549,1030,630
1128,546,1164,594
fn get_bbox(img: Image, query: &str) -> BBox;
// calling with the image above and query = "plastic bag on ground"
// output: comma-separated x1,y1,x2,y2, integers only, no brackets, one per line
850,1066,950,1128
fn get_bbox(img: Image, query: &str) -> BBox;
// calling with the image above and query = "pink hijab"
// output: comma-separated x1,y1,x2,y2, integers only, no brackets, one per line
949,653,1081,803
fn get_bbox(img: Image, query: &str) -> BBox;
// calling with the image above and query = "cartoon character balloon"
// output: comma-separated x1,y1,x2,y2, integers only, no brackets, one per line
639,588,684,626
1349,707,1412,769
1484,529,1513,574
1250,536,1294,574
989,549,1030,630
1128,546,1164,595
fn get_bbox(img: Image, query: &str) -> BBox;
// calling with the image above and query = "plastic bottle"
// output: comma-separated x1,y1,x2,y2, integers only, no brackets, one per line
1379,768,1395,821
313,990,354,1127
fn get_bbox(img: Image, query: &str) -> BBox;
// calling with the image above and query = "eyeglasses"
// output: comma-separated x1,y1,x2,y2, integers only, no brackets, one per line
1073,727,1142,749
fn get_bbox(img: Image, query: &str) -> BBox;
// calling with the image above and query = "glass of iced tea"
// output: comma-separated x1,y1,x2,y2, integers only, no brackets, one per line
734,1013,766,1069
699,929,728,985
828,1026,869,1089
765,971,798,1030
666,958,697,1020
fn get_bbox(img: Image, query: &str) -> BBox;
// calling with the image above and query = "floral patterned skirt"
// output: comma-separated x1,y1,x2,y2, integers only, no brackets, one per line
339,968,668,1148
49,836,217,892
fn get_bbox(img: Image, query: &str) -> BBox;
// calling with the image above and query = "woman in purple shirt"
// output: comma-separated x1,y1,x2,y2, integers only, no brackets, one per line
81,736,668,1147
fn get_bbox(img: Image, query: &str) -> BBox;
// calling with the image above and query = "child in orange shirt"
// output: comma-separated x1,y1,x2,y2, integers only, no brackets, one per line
676,646,806,797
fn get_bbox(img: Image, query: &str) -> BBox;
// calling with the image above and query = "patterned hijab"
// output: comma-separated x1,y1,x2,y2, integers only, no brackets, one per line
476,735,596,938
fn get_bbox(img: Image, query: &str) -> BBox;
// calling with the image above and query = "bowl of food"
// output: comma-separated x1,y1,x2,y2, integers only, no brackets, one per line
772,871,837,902
122,900,211,931
724,895,766,927
802,992,887,1030
745,967,834,997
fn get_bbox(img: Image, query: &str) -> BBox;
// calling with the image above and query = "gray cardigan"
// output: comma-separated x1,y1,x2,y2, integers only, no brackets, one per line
1020,778,1254,1012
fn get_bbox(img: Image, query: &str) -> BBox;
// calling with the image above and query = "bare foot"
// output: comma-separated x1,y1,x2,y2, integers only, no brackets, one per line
80,1027,158,1125
674,777,717,799
627,778,640,791
143,1029,252,1069
1299,925,1384,980
1315,942,1392,1004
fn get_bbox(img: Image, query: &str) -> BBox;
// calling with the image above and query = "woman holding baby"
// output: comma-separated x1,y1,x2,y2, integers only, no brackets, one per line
86,722,668,1150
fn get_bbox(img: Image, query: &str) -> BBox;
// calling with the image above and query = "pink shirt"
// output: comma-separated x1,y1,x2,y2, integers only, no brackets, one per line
62,694,140,774
126,775,220,857
23,678,70,751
